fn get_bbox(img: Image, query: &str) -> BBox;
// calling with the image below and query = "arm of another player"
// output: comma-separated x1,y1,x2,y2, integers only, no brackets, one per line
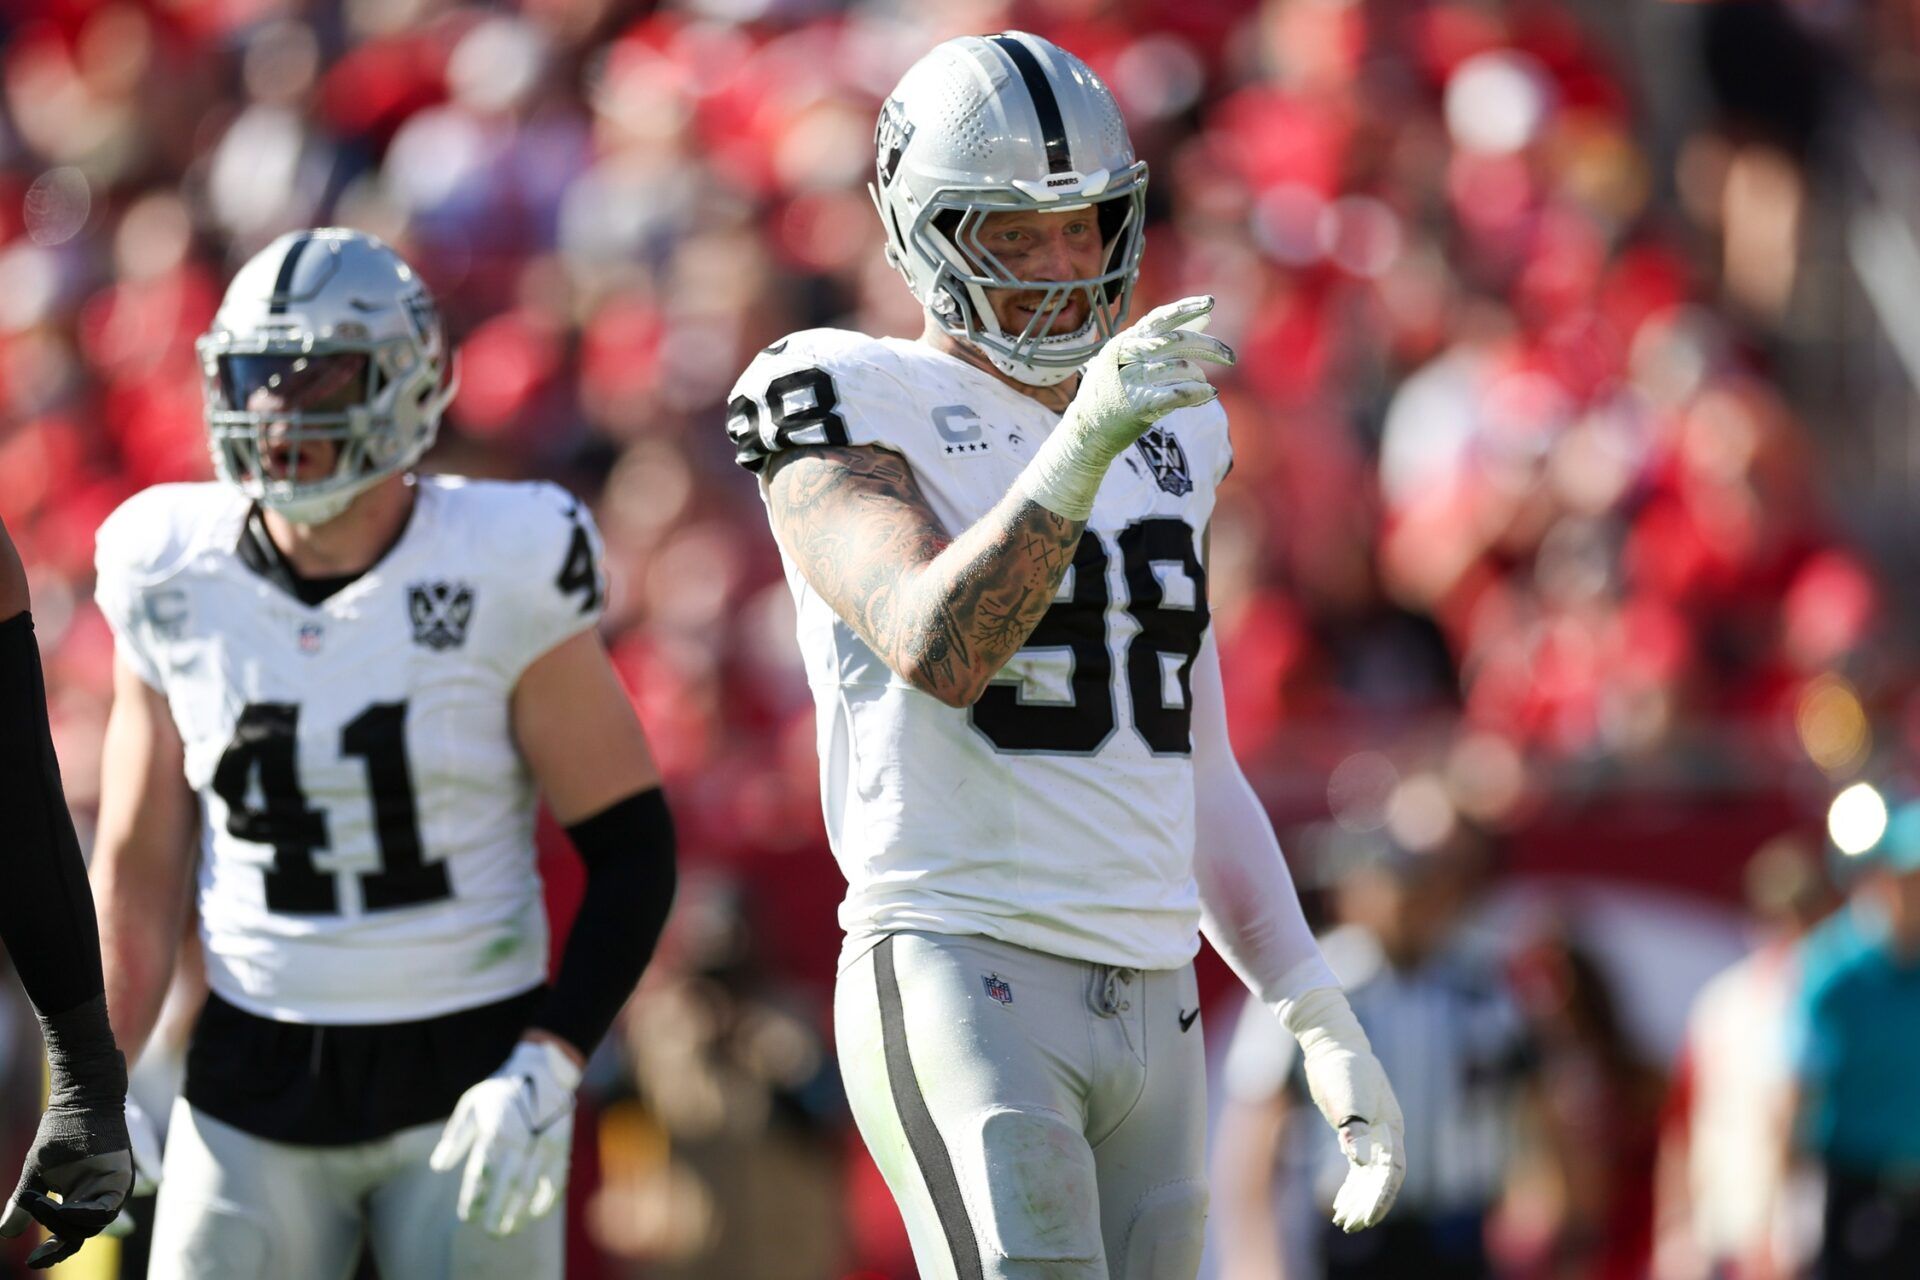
430,627,676,1237
1211,1081,1299,1280
761,297,1231,708
511,625,673,1064
90,654,198,1067
0,535,140,1268
1188,628,1406,1232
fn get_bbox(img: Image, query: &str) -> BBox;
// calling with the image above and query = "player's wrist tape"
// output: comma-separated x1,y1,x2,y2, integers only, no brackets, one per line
1015,421,1115,521
530,786,676,1058
40,994,127,1113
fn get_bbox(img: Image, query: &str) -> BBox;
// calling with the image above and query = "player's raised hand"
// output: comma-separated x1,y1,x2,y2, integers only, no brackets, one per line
0,997,135,1269
429,1038,580,1237
1018,294,1235,520
1280,986,1407,1232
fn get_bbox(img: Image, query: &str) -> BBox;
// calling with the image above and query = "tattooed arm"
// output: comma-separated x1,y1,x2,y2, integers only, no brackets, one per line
762,444,1083,708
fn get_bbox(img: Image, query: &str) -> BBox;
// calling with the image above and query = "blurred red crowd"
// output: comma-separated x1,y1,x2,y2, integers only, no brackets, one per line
0,0,1892,887
0,0,1905,1275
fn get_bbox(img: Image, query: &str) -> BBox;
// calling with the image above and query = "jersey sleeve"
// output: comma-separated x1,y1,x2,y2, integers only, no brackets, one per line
484,482,609,682
93,488,187,690
725,329,915,473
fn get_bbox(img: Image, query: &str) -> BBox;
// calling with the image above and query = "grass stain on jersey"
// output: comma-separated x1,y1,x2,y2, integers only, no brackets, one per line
474,931,526,970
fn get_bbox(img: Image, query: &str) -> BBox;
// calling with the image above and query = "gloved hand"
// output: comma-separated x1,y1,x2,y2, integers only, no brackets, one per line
1017,294,1234,519
429,1038,581,1237
99,1095,163,1241
1279,986,1406,1232
0,995,133,1269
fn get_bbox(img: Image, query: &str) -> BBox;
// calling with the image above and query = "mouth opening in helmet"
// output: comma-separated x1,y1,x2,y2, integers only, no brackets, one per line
923,182,1145,375
209,351,380,494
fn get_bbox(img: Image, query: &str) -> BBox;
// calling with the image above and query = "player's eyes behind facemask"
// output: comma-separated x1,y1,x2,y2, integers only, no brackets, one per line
218,353,373,416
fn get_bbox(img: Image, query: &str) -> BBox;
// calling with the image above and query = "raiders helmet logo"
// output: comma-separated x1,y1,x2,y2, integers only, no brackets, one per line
876,98,915,188
1134,426,1194,497
408,581,475,651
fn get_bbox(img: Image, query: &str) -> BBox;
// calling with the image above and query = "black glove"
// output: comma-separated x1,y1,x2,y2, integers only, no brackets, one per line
0,995,133,1269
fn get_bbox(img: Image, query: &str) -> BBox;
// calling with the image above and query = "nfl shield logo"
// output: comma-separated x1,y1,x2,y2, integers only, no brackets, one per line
297,622,325,655
1134,427,1194,497
408,581,475,651
982,973,1014,1006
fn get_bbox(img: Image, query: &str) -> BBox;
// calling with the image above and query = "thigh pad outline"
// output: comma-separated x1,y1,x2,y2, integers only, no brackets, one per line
961,1107,1103,1264
1115,1178,1207,1280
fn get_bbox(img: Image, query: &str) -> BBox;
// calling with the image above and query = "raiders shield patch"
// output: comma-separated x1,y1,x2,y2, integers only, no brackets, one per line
1134,426,1194,497
875,98,915,188
408,581,474,651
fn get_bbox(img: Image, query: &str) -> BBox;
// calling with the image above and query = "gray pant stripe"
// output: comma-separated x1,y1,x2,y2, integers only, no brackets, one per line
874,935,985,1280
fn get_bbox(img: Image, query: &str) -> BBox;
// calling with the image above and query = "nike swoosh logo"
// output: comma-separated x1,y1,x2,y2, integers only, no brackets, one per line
1178,1008,1200,1033
762,338,789,354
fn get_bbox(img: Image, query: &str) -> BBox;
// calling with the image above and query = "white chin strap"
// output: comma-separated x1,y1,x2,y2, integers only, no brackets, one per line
987,331,1091,387
935,304,1099,388
258,477,370,527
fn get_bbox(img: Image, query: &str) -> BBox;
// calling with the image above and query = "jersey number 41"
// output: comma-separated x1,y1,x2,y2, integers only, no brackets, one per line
212,702,448,915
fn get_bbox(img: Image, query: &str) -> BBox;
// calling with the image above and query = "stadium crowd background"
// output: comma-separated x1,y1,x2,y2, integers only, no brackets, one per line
0,0,1916,1275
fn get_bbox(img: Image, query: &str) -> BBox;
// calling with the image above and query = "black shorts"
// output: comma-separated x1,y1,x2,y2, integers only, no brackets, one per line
182,986,544,1147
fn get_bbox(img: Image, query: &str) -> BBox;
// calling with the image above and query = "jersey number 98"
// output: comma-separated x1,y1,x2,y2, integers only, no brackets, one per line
971,518,1208,756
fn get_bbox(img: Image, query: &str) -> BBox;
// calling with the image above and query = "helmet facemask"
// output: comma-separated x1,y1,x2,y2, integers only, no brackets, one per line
200,331,455,526
903,168,1147,388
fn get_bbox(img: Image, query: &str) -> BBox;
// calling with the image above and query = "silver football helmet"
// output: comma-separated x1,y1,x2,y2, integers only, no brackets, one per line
197,228,456,525
871,32,1148,387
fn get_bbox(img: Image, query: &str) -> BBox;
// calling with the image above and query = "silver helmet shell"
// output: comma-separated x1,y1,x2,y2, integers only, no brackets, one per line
871,32,1148,388
197,228,457,525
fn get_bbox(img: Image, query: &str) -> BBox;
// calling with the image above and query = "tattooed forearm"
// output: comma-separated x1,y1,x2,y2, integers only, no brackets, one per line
765,445,1085,707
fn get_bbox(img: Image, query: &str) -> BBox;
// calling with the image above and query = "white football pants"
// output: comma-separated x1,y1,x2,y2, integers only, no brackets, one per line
837,931,1209,1280
145,1098,564,1280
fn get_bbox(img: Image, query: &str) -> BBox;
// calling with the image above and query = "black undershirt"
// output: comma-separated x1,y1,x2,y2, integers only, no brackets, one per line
235,502,412,605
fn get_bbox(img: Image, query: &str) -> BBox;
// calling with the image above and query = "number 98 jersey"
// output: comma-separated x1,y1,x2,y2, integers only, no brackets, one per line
730,329,1233,973
93,476,607,1024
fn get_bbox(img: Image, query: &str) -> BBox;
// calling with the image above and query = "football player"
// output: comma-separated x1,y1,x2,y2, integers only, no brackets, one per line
0,519,135,1269
727,33,1405,1278
89,228,676,1279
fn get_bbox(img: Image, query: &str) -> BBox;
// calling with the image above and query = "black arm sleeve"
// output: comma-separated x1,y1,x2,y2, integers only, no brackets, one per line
0,612,108,1020
530,786,676,1058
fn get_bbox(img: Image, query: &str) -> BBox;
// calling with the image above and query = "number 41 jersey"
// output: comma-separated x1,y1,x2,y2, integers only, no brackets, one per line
93,476,607,1024
730,329,1231,973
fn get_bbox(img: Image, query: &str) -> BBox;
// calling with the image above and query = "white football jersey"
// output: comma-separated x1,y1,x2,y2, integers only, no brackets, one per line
729,329,1231,972
94,476,607,1024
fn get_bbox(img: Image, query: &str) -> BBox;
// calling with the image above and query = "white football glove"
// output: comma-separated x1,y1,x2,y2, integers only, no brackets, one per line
428,1039,581,1237
1280,987,1406,1232
1017,294,1235,519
